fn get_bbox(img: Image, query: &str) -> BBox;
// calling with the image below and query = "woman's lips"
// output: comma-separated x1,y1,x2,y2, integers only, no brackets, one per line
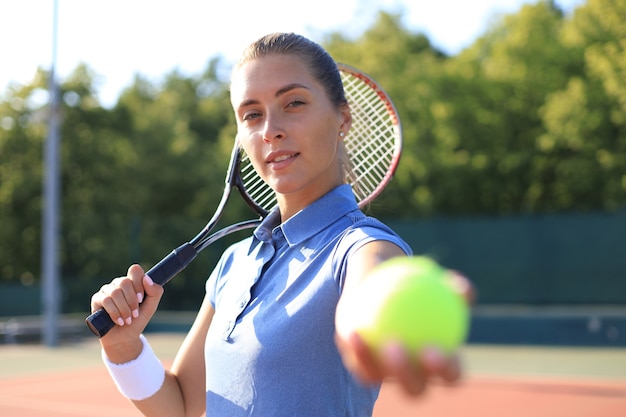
266,151,300,168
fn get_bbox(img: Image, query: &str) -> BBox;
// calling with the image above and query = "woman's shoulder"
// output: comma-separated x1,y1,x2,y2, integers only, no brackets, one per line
338,211,413,256
345,211,403,237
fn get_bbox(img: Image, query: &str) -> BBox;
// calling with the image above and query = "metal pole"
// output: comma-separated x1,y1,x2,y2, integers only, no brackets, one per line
42,0,61,347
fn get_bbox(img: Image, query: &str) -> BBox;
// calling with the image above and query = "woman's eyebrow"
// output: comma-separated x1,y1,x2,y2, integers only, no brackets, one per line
275,83,310,97
237,83,311,111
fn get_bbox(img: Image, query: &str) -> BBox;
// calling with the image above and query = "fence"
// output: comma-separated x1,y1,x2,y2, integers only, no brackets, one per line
387,209,626,305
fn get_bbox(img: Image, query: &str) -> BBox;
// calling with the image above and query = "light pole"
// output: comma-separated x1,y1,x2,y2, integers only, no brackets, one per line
42,0,61,347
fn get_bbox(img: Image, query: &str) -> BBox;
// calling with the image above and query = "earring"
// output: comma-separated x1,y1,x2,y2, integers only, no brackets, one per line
339,132,345,137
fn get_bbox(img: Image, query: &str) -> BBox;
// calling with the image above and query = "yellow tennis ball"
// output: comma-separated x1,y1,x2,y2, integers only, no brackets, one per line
339,256,469,355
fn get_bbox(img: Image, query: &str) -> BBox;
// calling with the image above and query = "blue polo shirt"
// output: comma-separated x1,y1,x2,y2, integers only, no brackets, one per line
204,185,412,416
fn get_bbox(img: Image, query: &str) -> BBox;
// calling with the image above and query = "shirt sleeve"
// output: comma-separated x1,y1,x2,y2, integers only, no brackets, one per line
332,218,413,293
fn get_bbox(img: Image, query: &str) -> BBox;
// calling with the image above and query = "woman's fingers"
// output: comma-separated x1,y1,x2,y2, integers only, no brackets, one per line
420,347,462,384
381,342,427,395
337,329,464,397
98,278,135,326
139,274,164,317
90,264,154,327
336,331,382,384
127,264,147,305
447,271,476,305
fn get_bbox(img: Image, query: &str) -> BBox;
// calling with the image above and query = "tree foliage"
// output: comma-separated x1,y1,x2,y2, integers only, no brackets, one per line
0,0,624,309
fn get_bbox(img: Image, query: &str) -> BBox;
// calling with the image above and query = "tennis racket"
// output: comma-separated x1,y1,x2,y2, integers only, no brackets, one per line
85,63,403,337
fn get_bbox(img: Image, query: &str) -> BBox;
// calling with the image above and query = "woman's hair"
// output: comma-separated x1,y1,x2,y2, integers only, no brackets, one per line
234,32,356,187
234,32,348,109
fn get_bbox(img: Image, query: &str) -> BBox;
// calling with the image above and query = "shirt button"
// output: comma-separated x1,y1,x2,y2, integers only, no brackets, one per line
222,321,234,340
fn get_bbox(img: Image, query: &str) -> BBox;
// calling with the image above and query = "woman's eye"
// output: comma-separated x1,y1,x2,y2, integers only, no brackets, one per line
242,111,261,121
287,100,305,108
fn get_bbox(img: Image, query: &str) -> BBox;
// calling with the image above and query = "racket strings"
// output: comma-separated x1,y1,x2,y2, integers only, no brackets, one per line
341,70,400,205
240,152,277,212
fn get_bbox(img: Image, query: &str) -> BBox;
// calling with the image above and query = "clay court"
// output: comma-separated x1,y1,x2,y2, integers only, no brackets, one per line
1,333,625,416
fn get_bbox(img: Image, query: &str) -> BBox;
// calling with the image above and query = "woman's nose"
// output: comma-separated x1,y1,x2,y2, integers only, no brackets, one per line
262,115,285,143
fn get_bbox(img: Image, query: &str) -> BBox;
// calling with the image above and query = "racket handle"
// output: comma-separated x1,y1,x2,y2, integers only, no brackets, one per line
146,242,198,286
85,243,198,337
85,308,116,338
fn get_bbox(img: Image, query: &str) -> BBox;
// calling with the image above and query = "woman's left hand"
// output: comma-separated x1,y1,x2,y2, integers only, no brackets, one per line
335,261,475,396
335,330,462,396
335,240,475,395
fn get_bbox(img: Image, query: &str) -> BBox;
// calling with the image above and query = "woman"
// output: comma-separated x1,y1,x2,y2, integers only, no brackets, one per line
91,32,470,417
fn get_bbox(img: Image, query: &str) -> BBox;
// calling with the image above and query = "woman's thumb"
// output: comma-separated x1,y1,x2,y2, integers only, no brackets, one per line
140,274,164,313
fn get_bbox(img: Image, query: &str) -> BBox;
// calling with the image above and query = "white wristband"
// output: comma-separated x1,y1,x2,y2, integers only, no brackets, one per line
102,334,165,401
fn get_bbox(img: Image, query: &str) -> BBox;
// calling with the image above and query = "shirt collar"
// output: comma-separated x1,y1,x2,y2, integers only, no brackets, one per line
253,184,358,246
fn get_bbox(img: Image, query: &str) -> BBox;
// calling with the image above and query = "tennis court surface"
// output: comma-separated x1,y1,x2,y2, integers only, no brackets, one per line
1,333,625,416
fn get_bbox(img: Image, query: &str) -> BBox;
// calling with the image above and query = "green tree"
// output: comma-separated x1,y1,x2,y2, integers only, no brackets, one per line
326,2,625,217
535,0,626,211
0,59,237,311
0,70,47,285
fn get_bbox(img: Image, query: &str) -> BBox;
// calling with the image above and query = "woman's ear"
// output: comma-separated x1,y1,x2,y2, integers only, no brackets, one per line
338,105,352,137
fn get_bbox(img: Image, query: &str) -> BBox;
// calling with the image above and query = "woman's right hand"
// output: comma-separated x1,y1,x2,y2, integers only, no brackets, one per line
90,264,164,362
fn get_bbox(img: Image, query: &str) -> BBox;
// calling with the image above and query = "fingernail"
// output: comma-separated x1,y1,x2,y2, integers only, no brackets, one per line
383,342,405,364
117,318,125,326
137,292,144,303
145,274,154,286
449,272,470,293
125,317,132,325
132,309,139,319
422,347,445,366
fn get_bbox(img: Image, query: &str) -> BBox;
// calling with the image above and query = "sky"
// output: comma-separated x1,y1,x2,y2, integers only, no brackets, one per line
1,0,586,108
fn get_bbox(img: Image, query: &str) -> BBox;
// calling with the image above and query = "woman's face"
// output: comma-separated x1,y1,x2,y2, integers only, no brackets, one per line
230,54,351,217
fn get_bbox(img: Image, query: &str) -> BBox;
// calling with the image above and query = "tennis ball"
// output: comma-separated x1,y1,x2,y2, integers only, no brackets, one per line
338,256,469,355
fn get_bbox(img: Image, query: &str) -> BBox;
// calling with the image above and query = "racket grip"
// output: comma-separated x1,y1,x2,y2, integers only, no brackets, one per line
146,242,198,286
85,308,116,338
85,243,198,338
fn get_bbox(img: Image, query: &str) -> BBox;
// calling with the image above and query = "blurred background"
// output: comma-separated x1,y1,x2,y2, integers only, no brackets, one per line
1,0,624,347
